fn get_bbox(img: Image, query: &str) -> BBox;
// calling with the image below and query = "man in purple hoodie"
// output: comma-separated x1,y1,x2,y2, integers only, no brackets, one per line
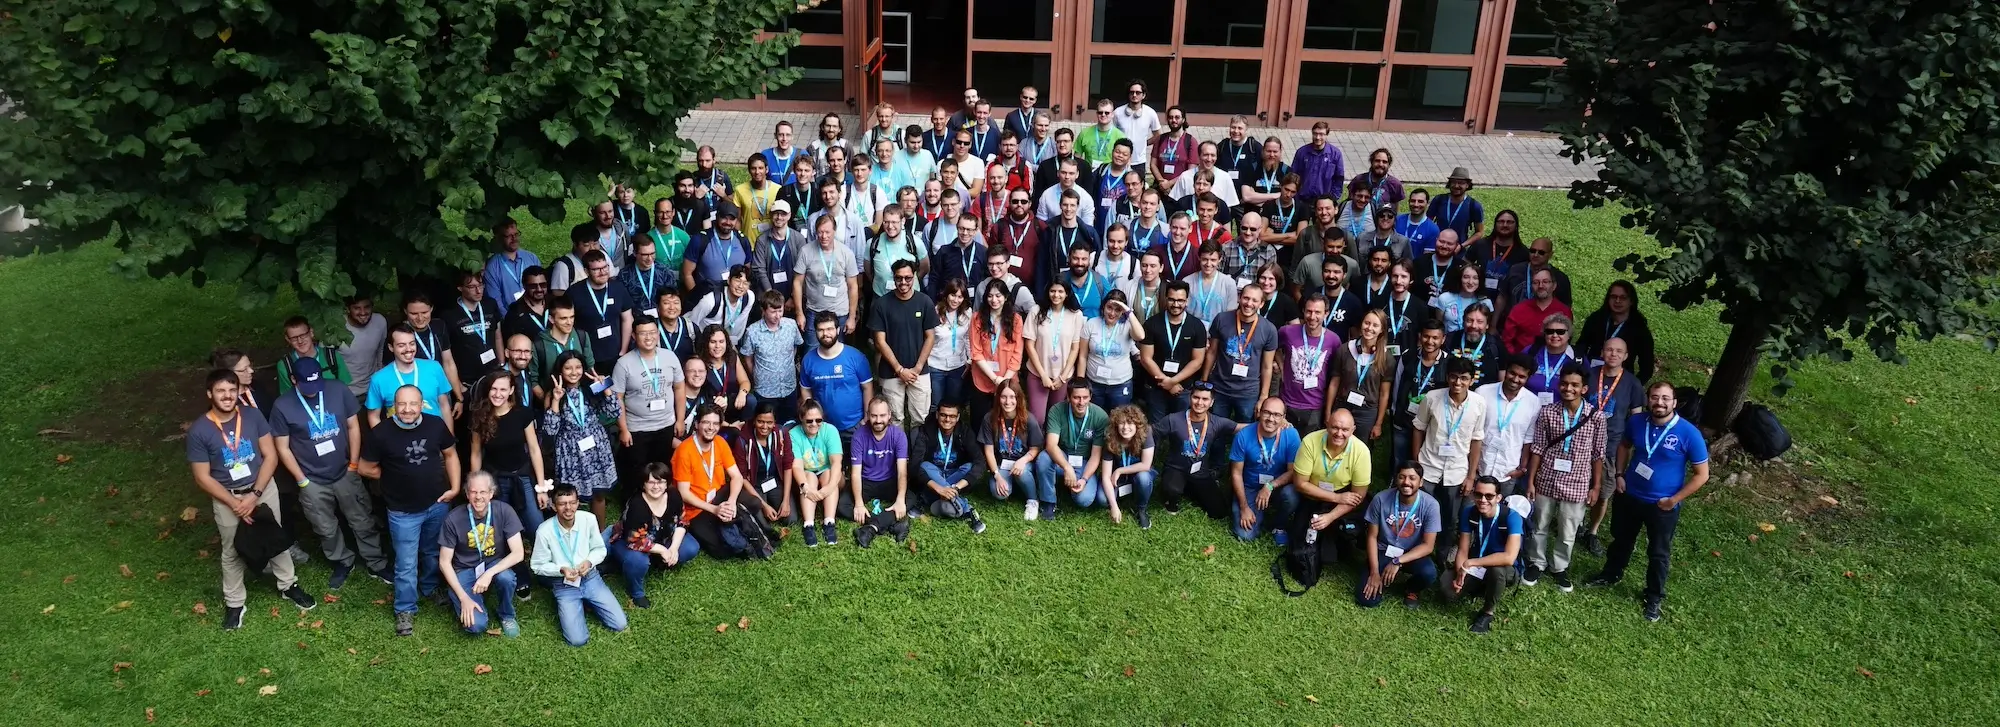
1290,122,1346,204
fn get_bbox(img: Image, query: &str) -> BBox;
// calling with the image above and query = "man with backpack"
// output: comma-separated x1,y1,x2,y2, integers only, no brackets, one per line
1443,477,1523,634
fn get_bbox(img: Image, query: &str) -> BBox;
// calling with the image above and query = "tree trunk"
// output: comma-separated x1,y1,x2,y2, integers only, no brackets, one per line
1701,314,1769,432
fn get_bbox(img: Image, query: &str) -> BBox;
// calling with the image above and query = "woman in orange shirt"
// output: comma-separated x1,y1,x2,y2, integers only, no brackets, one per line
968,278,1025,427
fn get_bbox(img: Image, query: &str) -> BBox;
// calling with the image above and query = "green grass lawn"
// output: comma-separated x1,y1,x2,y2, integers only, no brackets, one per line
3,188,1998,725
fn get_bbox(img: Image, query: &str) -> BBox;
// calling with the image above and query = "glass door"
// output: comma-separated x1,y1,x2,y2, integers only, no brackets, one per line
967,0,1068,123
1068,0,1283,127
1278,0,1507,132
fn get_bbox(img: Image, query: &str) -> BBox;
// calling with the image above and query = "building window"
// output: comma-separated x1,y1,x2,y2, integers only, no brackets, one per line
973,0,1055,41
1182,0,1268,48
1392,0,1483,55
1093,0,1174,45
1088,56,1171,108
1494,65,1571,131
1384,65,1470,122
767,45,845,102
1303,0,1390,52
1178,59,1260,115
1296,62,1378,119
972,52,1054,107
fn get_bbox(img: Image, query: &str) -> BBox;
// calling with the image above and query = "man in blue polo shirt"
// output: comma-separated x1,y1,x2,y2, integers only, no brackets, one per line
798,311,875,453
1587,381,1710,622
1228,397,1302,544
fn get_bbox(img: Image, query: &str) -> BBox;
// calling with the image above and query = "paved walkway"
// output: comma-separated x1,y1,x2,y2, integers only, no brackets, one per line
679,110,1596,189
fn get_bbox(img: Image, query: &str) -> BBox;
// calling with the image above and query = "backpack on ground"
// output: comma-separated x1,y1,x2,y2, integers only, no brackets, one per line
1271,506,1328,597
1674,386,1704,424
1732,401,1793,460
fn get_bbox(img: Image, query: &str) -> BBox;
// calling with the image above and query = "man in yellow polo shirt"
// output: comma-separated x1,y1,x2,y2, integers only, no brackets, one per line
1289,408,1373,559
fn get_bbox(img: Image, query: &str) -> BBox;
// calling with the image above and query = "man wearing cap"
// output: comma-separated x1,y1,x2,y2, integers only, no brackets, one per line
682,201,749,302
1357,204,1411,263
269,357,392,589
749,198,799,304
1428,167,1486,243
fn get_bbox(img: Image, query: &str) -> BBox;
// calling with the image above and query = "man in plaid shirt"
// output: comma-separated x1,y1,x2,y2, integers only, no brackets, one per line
1522,362,1607,591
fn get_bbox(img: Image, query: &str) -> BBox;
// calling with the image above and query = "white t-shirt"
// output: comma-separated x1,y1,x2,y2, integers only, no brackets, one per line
1082,317,1138,385
1170,167,1244,207
1476,382,1543,479
1031,308,1085,376
950,155,988,193
1112,104,1162,163
1036,184,1098,227
927,310,974,372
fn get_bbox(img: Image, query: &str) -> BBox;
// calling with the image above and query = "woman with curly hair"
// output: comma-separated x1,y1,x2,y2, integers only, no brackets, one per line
1097,405,1158,529
468,372,547,591
540,350,619,522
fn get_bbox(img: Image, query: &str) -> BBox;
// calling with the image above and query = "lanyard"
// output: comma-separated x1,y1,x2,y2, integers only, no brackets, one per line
1387,295,1410,336
1232,315,1255,364
986,314,1002,358
1366,275,1390,306
676,208,695,229
1226,140,1250,170
1274,202,1296,232
1195,222,1222,245
526,306,549,334
1410,356,1438,398
758,434,775,477
661,319,687,353
615,204,636,231
1167,242,1192,278
500,252,524,287
1302,328,1329,374
1396,496,1420,532
1000,421,1019,455
723,293,749,328
942,312,965,354
1093,320,1124,359
413,328,437,360
1164,316,1186,356
1438,196,1467,227
1496,392,1524,431
1135,283,1156,321
1558,402,1586,453
1443,396,1469,441
1196,275,1221,318
458,299,488,344
796,185,815,215
1069,272,1095,307
585,284,611,319
937,431,955,466
555,521,580,568
297,391,331,434
1538,348,1570,381
1260,164,1280,190
467,506,493,554
1643,415,1679,460
1592,367,1623,409
640,351,665,396
1319,437,1349,481
710,358,730,392
1094,130,1110,159
1162,134,1179,163
1069,408,1088,449
959,244,978,280
1256,431,1277,468
209,411,245,465
1058,225,1079,251
565,389,589,429
1429,255,1452,290
1607,316,1627,342
1185,414,1210,457
801,432,826,470
1477,513,1498,555
694,438,717,484
929,133,949,158
769,238,790,273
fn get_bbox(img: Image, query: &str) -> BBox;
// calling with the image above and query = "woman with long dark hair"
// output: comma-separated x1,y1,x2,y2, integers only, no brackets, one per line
1577,280,1656,381
1433,260,1494,334
1332,309,1394,443
968,278,1024,427
468,372,547,591
927,278,974,413
1024,280,1084,418
541,350,618,522
696,324,752,425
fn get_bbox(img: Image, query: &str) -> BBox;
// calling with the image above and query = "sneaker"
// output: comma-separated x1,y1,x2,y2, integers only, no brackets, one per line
425,589,450,608
1024,500,1040,521
515,583,532,601
1523,563,1542,586
283,584,318,611
1583,572,1620,589
889,519,911,543
1581,532,1606,557
631,594,652,609
1643,599,1663,622
803,523,821,548
500,617,520,638
1552,570,1574,592
394,612,414,637
854,524,877,549
369,568,394,585
222,605,246,631
1470,612,1494,634
822,522,838,546
1403,591,1420,610
1040,502,1057,521
1136,506,1152,530
328,561,355,590
968,511,987,535
1163,500,1183,515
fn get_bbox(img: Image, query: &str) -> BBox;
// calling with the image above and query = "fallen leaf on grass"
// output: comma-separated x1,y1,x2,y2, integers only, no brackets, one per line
258,685,278,696
485,628,501,636
346,648,358,655
715,623,729,633
1709,551,1722,558
1747,534,1760,542
191,602,208,616
1757,522,1777,533
371,599,387,605
738,616,751,629
1201,545,1215,556
110,600,133,612
1023,528,1034,536
106,486,120,498
1818,495,1840,507
1304,695,1319,704
119,564,134,578
259,668,271,676
907,537,918,553
145,707,154,723
56,454,73,465
1856,666,1875,679
37,428,73,436
196,550,211,559
368,656,385,666
269,606,280,618
1844,571,1857,579
295,641,308,650
322,594,340,603
155,571,170,581
905,652,919,660
1121,665,1135,678
180,507,199,522
193,689,210,696
234,677,245,685
113,662,133,673
1375,676,1388,687
473,664,493,675
777,526,790,541
418,647,429,655
1902,397,1918,406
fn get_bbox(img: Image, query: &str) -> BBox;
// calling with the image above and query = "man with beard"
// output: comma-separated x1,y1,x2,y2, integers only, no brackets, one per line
1277,294,1341,432
367,325,456,429
190,368,316,630
1398,188,1443,258
1239,137,1291,211
1149,383,1236,517
1428,167,1485,242
1137,280,1207,421
1522,363,1606,591
1586,382,1710,622
1291,200,1357,293
732,154,781,236
482,218,541,307
1411,357,1489,553
867,260,938,430
1203,286,1279,423
799,312,876,451
628,201,687,315
567,250,632,376
682,203,750,303
1447,305,1504,385
1348,147,1405,211
988,188,1047,287
844,399,914,547
1356,464,1440,609
669,171,714,237
501,267,553,345
1151,106,1198,190
1290,121,1346,203
440,271,504,388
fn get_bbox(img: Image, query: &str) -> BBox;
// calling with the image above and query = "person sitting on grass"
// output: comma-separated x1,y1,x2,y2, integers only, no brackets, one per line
1035,379,1110,521
604,462,698,609
1097,404,1158,528
438,471,523,637
529,483,628,646
790,400,846,547
1288,408,1372,552
675,404,772,560
1229,396,1302,544
1357,464,1441,610
845,398,913,548
980,379,1045,519
1443,477,1524,634
913,401,988,534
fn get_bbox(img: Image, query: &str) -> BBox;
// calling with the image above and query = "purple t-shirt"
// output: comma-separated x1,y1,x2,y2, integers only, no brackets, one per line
1278,324,1344,410
853,425,909,483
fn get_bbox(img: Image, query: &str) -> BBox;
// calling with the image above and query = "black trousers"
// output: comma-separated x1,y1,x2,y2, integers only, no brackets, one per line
683,487,768,559
618,426,678,490
1160,467,1232,519
1441,564,1516,613
1601,491,1681,601
836,478,903,521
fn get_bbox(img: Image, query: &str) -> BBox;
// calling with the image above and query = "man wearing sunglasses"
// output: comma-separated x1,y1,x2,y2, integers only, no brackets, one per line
868,260,938,431
948,129,989,200
1076,98,1128,172
1111,79,1161,179
1005,86,1042,141
1497,236,1573,321
501,267,553,346
1444,477,1523,633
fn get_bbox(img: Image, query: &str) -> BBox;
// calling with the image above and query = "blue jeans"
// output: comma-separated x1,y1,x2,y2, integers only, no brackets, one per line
494,470,545,578
1090,380,1133,411
1098,468,1157,508
1354,555,1440,608
1392,426,1415,467
928,366,969,408
1031,451,1091,507
544,570,628,646
988,455,1037,501
1231,483,1301,542
918,460,974,514
446,565,518,633
1141,381,1191,422
387,503,447,615
602,525,700,600
1213,392,1258,423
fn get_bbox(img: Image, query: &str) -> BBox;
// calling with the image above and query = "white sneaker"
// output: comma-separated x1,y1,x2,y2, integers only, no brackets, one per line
1024,500,1040,521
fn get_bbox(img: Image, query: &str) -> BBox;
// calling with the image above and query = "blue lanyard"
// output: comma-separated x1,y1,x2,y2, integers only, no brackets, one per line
937,431,955,466
555,522,580,568
458,300,488,344
413,328,437,360
1273,202,1296,232
1539,349,1570,381
768,150,794,181
296,391,331,434
1164,317,1186,355
565,389,589,429
1387,295,1410,336
1166,242,1192,278
1438,196,1467,227
1558,403,1585,453
1643,415,1679,460
585,284,611,319
1366,275,1390,305
758,434,775,476
1256,431,1277,468
1069,272,1095,306
1477,514,1498,555
1443,397,1469,441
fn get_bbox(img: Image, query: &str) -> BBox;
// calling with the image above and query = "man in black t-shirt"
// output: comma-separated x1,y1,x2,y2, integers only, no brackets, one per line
360,385,461,637
1149,383,1238,517
440,269,504,387
866,259,937,430
1137,280,1208,422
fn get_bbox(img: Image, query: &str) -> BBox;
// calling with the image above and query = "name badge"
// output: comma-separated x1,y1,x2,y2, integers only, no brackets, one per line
1552,458,1573,473
1163,360,1180,374
1303,375,1319,390
759,478,777,493
1440,441,1455,454
595,325,613,339
1007,255,1024,268
1465,565,1488,579
479,349,497,364
314,440,337,456
1346,391,1366,407
1633,462,1654,480
773,271,788,283
563,574,581,588
474,561,488,579
1407,401,1421,415
1230,363,1250,377
1257,474,1274,485
512,290,524,302
647,399,665,411
1383,545,1406,559
1387,344,1402,358
1225,170,1239,180
1589,358,1605,369
1483,276,1500,289
577,436,596,452
1115,483,1134,497
999,459,1016,473
1537,391,1555,405
979,360,999,376
1318,480,1337,491
1189,461,1202,474
1427,295,1441,308
823,284,842,297
1067,454,1083,468
228,463,251,480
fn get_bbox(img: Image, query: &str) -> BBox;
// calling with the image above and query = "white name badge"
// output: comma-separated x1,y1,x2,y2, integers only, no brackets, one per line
759,478,778,493
1484,276,1500,289
563,574,581,588
1163,360,1180,374
1383,545,1406,559
1189,461,1203,474
474,561,487,579
1428,295,1441,308
1387,344,1402,358
1407,401,1421,415
1465,565,1488,579
1230,363,1250,377
1000,459,1016,473
647,399,665,411
595,325,613,339
1226,170,1240,180
228,463,251,480
1318,480,1338,491
577,436,596,452
314,440,337,456
1552,458,1573,473
1440,441,1456,454
1067,454,1084,468
1116,483,1134,497
512,290,524,302
604,298,614,306
823,284,842,297
773,271,788,283
1258,474,1274,485
1538,391,1555,405
1633,463,1654,480
479,349,497,364
1589,358,1605,369
1008,255,1024,268
1303,376,1319,390
979,360,999,376
1346,391,1366,407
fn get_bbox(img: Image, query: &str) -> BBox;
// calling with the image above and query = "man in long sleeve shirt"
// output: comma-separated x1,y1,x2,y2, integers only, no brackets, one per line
529,484,626,646
1290,122,1347,204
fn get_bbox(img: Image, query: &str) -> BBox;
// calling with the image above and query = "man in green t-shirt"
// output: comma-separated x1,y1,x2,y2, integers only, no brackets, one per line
276,316,351,396
1034,379,1108,521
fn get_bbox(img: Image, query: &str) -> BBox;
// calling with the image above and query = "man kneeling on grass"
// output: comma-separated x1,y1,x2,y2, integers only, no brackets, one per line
845,399,912,547
912,401,988,534
1443,477,1523,633
530,483,628,646
1358,465,1441,609
439,472,524,637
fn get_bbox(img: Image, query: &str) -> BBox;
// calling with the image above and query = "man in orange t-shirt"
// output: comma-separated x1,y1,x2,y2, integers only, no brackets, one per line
673,404,768,559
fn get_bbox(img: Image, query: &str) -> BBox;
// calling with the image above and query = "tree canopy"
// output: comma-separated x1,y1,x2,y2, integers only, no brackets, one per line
0,0,800,332
1547,0,2000,427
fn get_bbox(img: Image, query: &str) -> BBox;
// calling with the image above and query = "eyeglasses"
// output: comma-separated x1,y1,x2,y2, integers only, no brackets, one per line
954,140,971,146
802,417,824,424
1530,248,1552,256
893,275,915,282
1128,89,1145,96
526,282,549,289
1259,410,1286,417
1020,95,1037,102
1474,492,1501,501
1544,328,1570,336
586,265,610,273
1010,198,1031,204
285,331,314,343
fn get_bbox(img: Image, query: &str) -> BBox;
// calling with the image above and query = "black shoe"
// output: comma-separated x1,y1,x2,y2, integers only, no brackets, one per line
1136,506,1152,530
968,512,987,535
515,583,532,601
328,561,355,590
425,589,450,608
889,518,911,544
1552,570,1573,592
222,605,246,631
1583,572,1620,589
394,612,414,636
1582,532,1606,557
854,524,877,549
822,522,838,545
1040,502,1057,521
631,594,652,609
1643,598,1663,622
1163,501,1183,515
1522,563,1542,586
1470,612,1494,634
283,585,317,611
1403,591,1420,610
369,568,394,585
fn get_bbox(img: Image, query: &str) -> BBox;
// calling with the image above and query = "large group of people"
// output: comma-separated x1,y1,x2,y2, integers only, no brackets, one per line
187,85,1708,644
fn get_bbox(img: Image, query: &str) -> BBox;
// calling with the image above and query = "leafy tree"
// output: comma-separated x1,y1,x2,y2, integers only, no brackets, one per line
0,0,800,333
1547,0,2000,429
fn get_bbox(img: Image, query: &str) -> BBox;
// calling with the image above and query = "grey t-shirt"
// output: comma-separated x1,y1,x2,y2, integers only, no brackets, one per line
1365,490,1443,556
795,242,858,316
437,502,524,572
185,410,272,492
267,390,358,483
1205,313,1279,399
342,313,388,397
1290,250,1360,295
1081,316,1138,385
610,349,684,433
977,416,1046,462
